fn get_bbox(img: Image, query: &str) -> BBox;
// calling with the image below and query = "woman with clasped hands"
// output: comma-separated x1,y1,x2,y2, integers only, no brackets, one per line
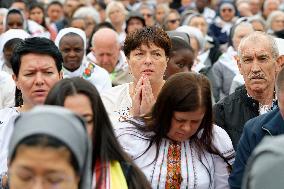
101,26,171,127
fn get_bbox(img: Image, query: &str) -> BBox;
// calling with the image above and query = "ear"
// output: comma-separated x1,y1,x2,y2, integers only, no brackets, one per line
59,71,64,79
236,56,243,74
276,55,284,73
12,74,20,90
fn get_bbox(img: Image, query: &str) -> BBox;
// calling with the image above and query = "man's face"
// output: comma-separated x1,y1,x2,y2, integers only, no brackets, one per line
238,39,277,94
92,42,120,73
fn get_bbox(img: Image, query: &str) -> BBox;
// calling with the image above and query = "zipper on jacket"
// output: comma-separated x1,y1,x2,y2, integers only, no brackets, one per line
261,126,273,136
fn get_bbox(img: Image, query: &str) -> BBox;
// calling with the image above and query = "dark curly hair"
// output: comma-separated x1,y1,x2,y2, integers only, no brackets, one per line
123,26,171,58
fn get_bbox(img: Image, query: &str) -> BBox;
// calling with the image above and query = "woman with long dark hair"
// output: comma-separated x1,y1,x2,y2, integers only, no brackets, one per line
45,77,151,189
115,72,235,188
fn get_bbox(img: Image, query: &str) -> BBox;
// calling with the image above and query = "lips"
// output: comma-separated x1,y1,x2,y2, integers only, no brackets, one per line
142,69,154,75
33,89,47,96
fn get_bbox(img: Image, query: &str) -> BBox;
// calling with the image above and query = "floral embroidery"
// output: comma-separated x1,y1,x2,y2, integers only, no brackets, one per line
165,141,183,189
83,62,95,78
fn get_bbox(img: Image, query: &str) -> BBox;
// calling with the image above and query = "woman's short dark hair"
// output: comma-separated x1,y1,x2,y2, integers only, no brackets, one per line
10,134,80,174
11,37,63,77
123,26,172,58
45,77,151,188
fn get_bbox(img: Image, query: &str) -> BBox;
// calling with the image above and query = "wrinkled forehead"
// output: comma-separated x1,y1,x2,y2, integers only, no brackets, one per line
239,38,272,57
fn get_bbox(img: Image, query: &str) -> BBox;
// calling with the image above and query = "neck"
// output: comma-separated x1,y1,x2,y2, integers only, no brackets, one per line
247,86,275,105
113,22,123,33
17,103,33,112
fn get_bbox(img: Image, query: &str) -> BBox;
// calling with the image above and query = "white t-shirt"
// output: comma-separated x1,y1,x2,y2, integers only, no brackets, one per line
0,108,19,174
101,83,132,128
0,71,15,109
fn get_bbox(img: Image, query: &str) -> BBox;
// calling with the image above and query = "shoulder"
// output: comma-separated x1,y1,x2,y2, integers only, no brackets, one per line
212,125,235,160
114,119,151,159
101,83,130,102
0,108,19,132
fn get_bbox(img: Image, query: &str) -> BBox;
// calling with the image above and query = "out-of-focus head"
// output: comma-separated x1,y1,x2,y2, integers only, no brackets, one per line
248,15,267,32
186,13,208,36
231,21,254,50
105,1,127,26
8,105,90,189
267,10,284,33
125,11,145,34
91,28,120,73
163,9,181,31
219,1,236,22
47,1,63,23
139,4,155,27
0,8,8,34
155,3,170,25
5,8,26,31
164,36,194,79
263,0,280,19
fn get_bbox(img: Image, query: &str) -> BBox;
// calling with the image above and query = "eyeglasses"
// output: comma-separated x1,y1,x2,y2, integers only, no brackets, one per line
221,8,233,13
142,13,152,18
168,19,180,24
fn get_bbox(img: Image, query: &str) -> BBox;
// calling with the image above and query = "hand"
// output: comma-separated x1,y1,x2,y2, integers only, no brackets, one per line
140,76,155,115
131,75,154,116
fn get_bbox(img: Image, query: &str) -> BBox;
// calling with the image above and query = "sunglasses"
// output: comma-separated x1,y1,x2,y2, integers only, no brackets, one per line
168,19,180,24
143,13,152,18
221,8,233,13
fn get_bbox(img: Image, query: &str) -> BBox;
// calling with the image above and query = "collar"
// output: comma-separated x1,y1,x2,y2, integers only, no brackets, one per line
262,108,284,136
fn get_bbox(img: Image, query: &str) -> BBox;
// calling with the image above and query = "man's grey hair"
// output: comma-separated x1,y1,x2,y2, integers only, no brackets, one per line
238,32,279,61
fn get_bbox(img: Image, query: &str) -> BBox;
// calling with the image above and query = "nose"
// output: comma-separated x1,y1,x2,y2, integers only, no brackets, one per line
251,59,261,73
180,122,191,133
143,54,152,66
35,72,44,86
32,178,44,189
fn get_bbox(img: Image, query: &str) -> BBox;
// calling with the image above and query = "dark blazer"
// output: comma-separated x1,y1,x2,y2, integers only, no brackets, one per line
229,108,284,189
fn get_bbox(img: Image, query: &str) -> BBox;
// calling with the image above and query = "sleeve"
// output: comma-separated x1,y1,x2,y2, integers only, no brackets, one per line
114,122,150,160
213,101,226,129
212,62,222,102
212,125,235,189
228,120,256,189
3,78,15,108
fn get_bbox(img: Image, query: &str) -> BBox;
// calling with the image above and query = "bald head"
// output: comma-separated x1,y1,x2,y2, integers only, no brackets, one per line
92,28,120,48
91,28,121,73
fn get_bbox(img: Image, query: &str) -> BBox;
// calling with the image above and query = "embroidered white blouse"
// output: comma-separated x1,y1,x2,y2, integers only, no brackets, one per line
115,122,235,189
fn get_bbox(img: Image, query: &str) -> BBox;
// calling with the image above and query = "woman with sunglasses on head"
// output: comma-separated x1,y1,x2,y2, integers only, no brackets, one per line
208,1,238,51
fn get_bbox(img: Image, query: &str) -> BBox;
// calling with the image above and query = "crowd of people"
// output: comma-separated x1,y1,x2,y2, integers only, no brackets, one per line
1,0,284,188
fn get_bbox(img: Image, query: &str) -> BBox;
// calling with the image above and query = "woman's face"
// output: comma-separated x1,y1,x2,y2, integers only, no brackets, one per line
166,12,180,31
165,49,194,79
271,15,284,32
6,13,24,30
167,107,205,142
59,34,84,72
188,16,207,36
13,53,61,107
220,6,235,22
128,43,168,84
29,7,44,25
155,6,166,24
108,7,125,25
64,94,94,136
47,4,63,23
9,145,79,189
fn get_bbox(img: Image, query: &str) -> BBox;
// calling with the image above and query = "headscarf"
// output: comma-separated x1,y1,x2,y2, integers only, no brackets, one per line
54,27,87,77
55,27,87,50
3,8,28,32
8,105,92,189
0,29,30,70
